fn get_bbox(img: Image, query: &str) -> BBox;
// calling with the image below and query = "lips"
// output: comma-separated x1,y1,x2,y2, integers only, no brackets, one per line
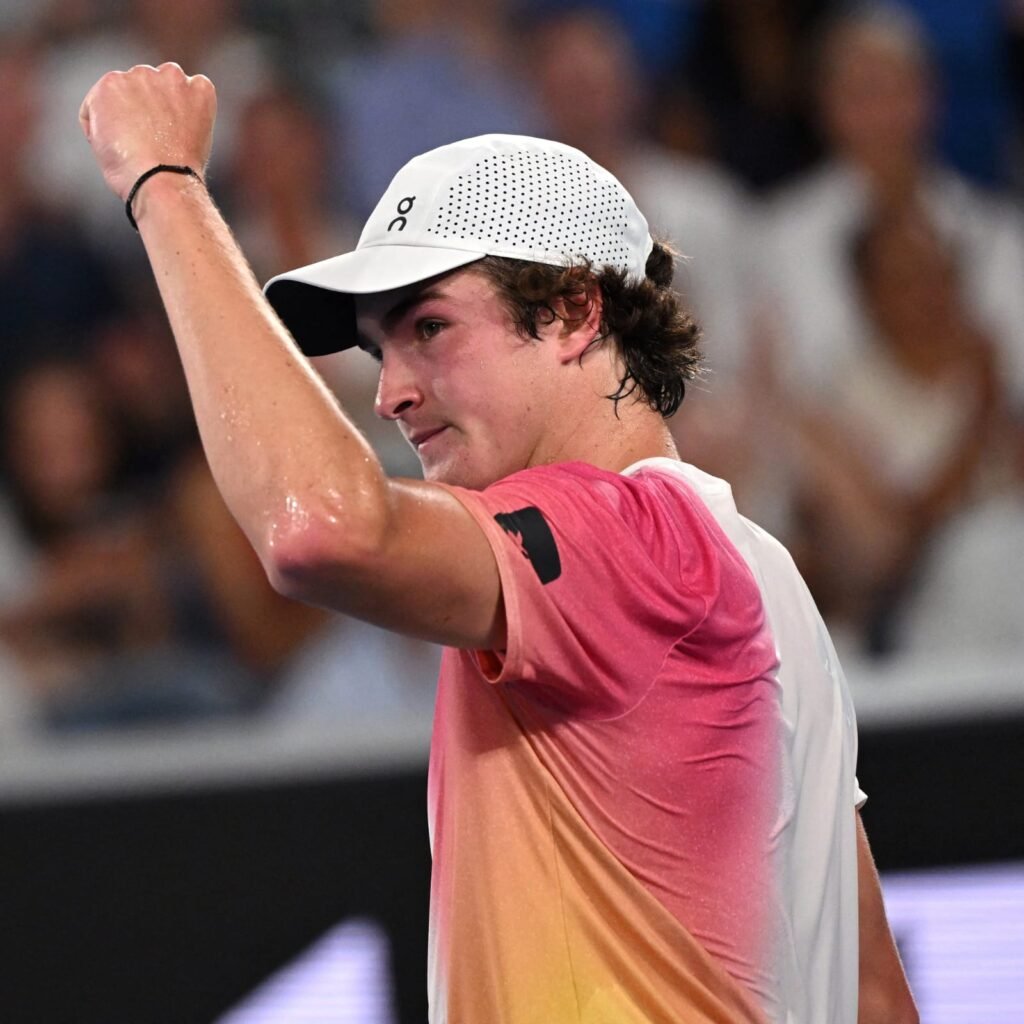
408,426,448,448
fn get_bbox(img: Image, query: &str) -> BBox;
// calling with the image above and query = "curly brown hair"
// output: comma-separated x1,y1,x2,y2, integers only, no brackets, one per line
474,242,702,418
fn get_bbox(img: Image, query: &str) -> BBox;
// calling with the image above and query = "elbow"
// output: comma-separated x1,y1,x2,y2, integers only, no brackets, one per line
895,1001,921,1024
260,494,389,604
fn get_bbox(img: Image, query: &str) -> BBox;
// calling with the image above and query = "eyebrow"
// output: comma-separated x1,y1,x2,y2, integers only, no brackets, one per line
355,286,451,354
380,287,448,334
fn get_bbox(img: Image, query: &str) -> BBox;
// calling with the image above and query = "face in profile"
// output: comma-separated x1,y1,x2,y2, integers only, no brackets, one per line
356,268,566,490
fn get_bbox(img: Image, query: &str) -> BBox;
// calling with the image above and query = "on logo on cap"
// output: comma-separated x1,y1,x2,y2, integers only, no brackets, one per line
388,196,416,232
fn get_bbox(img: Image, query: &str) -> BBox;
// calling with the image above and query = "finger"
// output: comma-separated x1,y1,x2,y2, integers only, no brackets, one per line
78,70,119,142
190,73,217,114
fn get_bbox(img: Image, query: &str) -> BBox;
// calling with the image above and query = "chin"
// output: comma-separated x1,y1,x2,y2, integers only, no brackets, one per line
422,456,503,491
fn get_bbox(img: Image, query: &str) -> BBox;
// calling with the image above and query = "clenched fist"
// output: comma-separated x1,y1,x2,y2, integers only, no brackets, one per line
80,62,216,203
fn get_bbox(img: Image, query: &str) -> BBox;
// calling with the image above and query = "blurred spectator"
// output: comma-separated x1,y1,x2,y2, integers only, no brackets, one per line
531,6,790,526
21,0,107,47
0,350,347,731
532,7,752,386
785,204,1006,655
328,0,543,218
529,0,701,75
0,0,44,35
757,4,1024,409
0,645,34,739
33,0,274,255
0,35,121,387
91,307,198,497
266,613,441,723
0,358,176,722
900,406,1024,655
662,0,834,192
243,0,371,69
227,84,358,283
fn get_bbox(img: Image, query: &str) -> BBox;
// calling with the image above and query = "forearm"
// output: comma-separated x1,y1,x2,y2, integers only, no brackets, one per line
135,172,390,570
78,64,495,635
857,814,920,1024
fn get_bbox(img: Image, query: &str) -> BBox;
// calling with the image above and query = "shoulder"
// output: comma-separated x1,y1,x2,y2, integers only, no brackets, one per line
471,461,694,528
485,460,746,587
444,460,722,588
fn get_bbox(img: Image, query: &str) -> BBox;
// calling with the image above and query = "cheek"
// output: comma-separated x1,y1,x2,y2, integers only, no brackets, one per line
429,371,452,405
432,366,501,424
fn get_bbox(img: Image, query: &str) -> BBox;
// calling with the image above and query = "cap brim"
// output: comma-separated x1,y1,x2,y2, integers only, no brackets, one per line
264,244,486,356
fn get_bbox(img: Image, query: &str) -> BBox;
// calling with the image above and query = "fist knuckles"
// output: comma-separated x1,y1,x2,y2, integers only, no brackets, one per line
80,62,217,200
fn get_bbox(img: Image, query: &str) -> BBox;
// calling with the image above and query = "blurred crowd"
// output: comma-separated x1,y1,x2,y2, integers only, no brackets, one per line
0,0,1022,739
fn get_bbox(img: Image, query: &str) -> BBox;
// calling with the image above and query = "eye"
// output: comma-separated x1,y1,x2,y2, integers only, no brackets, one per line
417,318,445,341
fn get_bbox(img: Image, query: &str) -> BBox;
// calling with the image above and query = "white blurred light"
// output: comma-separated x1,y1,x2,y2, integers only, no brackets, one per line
216,918,396,1024
883,862,1024,1023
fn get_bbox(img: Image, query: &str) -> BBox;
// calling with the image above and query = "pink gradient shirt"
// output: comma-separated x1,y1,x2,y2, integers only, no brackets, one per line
428,460,861,1024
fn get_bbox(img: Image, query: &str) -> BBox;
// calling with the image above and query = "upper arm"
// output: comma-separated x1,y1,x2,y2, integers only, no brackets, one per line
269,464,711,714
856,811,920,1024
271,477,506,650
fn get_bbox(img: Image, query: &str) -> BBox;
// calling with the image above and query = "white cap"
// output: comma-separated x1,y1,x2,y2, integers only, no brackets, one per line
264,134,654,355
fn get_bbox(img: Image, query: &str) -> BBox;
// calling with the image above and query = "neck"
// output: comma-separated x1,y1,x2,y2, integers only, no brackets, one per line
526,333,681,474
532,392,678,476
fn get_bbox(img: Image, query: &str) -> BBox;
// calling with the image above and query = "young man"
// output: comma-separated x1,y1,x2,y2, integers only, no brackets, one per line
79,64,916,1023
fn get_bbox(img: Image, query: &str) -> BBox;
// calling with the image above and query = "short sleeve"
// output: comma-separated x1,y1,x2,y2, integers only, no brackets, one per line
440,462,728,719
854,777,868,810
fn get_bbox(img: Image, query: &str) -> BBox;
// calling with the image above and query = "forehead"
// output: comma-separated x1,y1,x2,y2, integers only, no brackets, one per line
355,266,492,324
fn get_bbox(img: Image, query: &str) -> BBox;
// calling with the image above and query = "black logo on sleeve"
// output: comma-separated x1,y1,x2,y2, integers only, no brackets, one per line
494,507,561,584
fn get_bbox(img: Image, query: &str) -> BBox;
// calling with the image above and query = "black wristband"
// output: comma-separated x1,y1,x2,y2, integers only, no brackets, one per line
125,164,201,231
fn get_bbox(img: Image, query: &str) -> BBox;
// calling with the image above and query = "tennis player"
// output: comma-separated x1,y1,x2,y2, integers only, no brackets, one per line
80,64,917,1023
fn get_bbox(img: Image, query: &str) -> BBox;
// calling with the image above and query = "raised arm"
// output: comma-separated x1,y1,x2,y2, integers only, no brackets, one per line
79,63,503,648
856,812,919,1024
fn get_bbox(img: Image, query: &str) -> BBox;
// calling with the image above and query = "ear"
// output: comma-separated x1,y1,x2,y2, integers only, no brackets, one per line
548,277,605,365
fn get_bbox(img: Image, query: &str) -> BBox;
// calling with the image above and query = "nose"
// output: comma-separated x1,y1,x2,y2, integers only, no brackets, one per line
373,353,424,421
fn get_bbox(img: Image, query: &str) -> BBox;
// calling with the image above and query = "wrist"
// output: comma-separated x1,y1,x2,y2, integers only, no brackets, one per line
126,164,204,231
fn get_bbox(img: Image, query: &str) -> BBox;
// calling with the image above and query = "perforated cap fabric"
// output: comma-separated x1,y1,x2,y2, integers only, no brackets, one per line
264,134,653,356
